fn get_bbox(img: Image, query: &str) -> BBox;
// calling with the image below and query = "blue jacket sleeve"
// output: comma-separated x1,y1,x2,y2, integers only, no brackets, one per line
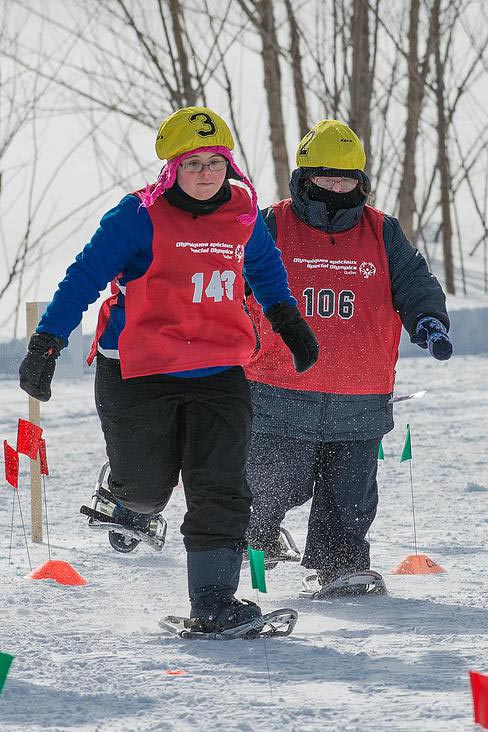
37,195,153,343
243,209,296,312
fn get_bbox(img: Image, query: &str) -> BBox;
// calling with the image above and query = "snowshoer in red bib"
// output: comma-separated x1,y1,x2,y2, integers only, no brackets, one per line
19,106,318,635
244,119,452,597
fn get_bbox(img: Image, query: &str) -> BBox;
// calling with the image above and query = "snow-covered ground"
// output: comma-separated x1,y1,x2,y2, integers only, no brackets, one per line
1,354,487,732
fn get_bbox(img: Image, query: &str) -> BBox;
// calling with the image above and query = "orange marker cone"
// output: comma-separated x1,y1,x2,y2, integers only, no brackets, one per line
26,560,88,586
389,553,446,575
164,669,187,676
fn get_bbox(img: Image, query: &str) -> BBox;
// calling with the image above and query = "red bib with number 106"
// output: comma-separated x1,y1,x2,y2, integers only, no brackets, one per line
245,200,402,395
118,185,255,378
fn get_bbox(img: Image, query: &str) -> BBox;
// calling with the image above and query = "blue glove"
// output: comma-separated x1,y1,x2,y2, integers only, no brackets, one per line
411,317,453,361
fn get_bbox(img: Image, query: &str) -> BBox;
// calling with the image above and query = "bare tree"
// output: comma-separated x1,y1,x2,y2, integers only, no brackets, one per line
350,0,372,170
284,0,308,139
236,0,290,199
3,0,488,321
397,0,435,242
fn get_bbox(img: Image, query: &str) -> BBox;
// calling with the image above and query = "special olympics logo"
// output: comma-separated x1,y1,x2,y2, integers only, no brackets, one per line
359,261,376,278
235,244,244,262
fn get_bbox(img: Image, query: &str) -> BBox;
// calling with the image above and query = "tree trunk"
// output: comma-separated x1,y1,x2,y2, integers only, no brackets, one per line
168,0,197,107
350,0,371,172
284,0,308,138
257,0,290,199
433,0,455,294
398,0,435,242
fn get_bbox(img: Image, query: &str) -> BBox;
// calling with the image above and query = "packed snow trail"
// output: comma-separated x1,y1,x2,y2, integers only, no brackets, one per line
0,354,487,731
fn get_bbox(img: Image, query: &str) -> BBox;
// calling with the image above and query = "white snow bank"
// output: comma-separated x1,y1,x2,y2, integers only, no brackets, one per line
400,294,488,356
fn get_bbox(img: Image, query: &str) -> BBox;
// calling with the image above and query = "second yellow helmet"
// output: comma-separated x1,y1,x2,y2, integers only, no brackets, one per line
296,119,366,171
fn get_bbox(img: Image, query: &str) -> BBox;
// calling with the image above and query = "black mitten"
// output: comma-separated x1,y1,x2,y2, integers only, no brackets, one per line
410,317,453,361
19,332,66,402
265,302,319,373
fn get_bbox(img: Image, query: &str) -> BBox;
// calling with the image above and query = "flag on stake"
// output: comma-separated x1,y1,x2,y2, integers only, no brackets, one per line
247,546,267,593
400,423,412,462
3,442,19,489
17,419,43,460
0,652,14,695
38,438,49,476
470,670,488,729
378,440,384,460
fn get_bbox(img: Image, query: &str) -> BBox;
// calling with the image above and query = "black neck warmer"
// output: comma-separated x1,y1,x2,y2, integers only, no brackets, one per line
164,181,231,217
307,181,364,221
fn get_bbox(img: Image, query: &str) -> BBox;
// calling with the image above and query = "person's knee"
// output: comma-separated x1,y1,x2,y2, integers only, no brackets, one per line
182,495,251,550
109,474,173,514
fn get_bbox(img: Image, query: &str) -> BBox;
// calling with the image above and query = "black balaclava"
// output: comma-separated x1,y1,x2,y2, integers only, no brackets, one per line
306,179,364,222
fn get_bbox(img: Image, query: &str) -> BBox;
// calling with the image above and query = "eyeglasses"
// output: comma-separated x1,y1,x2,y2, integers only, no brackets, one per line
180,159,227,173
312,176,359,192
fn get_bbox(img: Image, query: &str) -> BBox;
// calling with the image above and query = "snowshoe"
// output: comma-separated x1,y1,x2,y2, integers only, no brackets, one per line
159,605,298,640
299,570,387,599
247,527,301,570
80,462,168,553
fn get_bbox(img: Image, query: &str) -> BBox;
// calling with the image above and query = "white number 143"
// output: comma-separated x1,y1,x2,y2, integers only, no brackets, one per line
191,270,236,303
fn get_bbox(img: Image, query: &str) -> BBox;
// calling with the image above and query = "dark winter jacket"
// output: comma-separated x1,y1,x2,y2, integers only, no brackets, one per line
248,168,450,443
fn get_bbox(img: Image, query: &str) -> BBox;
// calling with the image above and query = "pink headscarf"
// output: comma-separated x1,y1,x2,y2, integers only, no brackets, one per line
138,146,258,226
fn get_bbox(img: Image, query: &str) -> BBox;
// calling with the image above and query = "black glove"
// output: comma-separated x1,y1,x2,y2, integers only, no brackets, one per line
265,302,319,373
410,317,453,361
19,332,66,402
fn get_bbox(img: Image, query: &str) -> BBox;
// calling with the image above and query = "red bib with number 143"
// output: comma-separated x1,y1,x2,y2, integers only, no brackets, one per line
117,185,255,378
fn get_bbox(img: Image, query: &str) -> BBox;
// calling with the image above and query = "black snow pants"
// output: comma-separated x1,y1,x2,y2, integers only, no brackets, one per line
246,431,380,582
95,355,253,552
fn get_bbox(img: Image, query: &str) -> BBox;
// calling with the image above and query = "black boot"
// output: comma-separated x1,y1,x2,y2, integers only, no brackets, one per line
112,501,153,532
187,547,264,634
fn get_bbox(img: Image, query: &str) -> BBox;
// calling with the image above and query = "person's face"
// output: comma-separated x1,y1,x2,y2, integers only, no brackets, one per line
176,151,227,200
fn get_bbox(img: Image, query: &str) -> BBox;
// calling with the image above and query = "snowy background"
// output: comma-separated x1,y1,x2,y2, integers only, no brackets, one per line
1,350,487,732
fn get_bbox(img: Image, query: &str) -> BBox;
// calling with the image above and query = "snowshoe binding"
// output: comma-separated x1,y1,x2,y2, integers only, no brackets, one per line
159,598,298,640
247,527,301,570
299,569,387,600
80,462,168,553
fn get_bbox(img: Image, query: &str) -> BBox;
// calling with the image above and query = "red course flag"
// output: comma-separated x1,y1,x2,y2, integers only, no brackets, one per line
16,418,43,460
3,441,19,489
38,438,49,476
470,670,488,728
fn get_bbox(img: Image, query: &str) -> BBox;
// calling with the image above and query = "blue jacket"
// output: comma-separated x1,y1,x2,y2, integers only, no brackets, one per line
38,192,295,377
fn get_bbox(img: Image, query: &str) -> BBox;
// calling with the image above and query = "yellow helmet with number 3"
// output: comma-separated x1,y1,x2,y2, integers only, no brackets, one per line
155,106,235,160
141,106,257,225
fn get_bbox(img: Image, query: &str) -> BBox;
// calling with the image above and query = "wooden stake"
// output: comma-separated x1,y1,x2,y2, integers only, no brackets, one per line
26,302,43,543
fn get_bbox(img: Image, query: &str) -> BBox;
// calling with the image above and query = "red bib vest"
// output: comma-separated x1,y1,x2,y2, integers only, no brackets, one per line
90,186,256,378
245,200,402,394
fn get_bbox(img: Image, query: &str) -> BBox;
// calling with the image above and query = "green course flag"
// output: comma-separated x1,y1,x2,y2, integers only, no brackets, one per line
0,652,13,695
378,440,384,460
247,546,267,593
400,423,412,462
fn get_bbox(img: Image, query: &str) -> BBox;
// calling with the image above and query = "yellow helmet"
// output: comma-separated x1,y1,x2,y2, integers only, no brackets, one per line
155,106,234,160
296,119,366,171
